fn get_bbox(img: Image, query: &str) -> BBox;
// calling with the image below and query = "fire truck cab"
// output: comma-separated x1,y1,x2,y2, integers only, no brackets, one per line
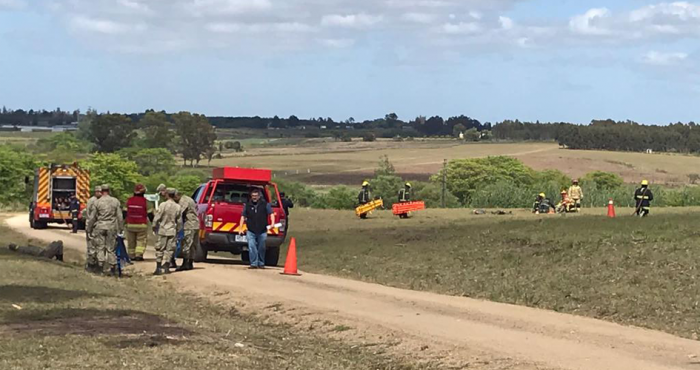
29,163,90,229
193,167,287,266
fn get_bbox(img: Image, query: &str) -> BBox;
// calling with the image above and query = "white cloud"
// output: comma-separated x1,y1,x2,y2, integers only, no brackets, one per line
441,22,480,35
321,13,383,28
319,38,356,48
187,0,272,16
70,15,146,35
402,12,436,24
569,8,611,36
630,2,700,22
643,50,688,66
0,0,26,10
499,16,514,30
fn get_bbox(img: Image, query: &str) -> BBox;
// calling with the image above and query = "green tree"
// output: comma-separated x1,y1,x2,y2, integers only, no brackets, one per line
411,181,460,208
88,114,136,153
140,111,175,150
452,123,466,137
581,171,624,190
371,174,404,207
170,175,204,197
36,132,91,153
0,146,38,205
374,155,396,177
173,112,217,166
129,148,176,177
82,153,140,202
435,156,535,204
312,186,356,210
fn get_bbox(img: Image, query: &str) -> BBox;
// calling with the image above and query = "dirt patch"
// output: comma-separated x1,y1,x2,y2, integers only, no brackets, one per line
0,308,190,338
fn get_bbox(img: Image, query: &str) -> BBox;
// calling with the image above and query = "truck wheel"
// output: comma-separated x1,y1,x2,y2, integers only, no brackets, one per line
29,213,35,229
241,251,250,263
193,242,208,262
265,247,280,267
35,221,47,229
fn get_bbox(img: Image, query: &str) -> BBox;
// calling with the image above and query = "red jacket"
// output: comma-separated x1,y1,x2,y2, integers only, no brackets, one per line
126,195,148,225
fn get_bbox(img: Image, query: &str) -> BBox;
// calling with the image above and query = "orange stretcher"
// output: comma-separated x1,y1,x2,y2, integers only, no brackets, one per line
392,201,426,217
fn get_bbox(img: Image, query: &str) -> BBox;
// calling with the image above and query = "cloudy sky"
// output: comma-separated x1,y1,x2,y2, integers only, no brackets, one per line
1,0,699,123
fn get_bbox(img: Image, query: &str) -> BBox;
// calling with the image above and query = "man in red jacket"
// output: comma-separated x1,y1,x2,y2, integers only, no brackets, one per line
126,184,151,261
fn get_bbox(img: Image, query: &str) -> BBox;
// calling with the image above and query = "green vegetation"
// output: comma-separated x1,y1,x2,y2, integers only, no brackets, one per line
288,208,700,339
0,224,429,370
0,146,38,207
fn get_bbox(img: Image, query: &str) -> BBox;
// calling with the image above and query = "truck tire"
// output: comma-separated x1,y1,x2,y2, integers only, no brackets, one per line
193,242,208,262
265,247,280,267
29,212,35,229
34,221,47,229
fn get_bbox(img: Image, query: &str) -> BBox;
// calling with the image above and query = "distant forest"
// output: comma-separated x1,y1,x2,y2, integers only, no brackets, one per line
3,107,700,153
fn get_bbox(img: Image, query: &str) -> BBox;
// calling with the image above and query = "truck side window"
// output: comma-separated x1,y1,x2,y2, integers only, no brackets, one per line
192,186,204,203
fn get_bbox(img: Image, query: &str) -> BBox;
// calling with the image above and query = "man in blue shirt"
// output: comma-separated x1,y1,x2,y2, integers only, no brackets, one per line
239,189,275,269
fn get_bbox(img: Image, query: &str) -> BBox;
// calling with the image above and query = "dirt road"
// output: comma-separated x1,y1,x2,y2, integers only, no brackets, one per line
7,214,700,370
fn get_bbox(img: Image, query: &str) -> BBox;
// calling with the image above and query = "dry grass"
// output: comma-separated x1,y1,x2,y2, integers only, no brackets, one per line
285,207,700,339
209,139,700,185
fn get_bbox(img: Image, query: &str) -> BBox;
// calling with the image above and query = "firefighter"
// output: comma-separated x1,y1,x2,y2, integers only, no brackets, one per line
556,190,574,213
84,186,102,273
358,181,371,205
86,184,123,276
398,183,412,203
173,190,198,272
69,194,80,233
152,188,182,275
125,184,149,261
634,180,654,217
568,179,583,211
532,193,555,214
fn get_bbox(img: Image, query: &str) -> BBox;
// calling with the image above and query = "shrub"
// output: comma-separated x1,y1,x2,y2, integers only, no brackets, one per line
274,178,318,207
581,171,624,191
0,146,38,205
362,133,377,142
313,186,356,210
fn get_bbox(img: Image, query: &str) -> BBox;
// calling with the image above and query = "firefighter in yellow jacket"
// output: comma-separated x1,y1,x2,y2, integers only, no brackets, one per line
568,179,583,211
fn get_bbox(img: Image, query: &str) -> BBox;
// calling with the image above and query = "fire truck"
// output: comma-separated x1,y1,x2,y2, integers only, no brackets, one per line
29,163,90,229
192,167,287,266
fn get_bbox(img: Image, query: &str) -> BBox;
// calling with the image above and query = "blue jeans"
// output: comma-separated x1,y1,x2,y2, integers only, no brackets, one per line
246,231,267,267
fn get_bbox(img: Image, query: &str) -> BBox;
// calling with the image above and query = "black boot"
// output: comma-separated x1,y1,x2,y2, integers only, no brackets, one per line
153,262,163,276
176,259,188,272
187,259,194,271
56,254,63,262
162,262,171,275
170,257,178,269
110,267,118,278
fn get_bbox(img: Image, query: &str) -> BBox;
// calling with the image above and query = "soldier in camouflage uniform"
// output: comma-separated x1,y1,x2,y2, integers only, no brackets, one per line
86,184,124,276
152,188,182,275
84,185,102,273
174,190,199,271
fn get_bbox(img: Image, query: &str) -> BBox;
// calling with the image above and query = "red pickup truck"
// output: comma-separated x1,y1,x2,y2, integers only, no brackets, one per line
192,167,287,266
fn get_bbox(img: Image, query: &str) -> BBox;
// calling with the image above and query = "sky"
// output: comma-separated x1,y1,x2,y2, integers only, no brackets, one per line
1,0,699,124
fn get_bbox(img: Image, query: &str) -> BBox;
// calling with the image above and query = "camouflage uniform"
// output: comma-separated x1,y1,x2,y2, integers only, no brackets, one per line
86,186,123,274
84,186,101,269
178,194,199,262
152,193,182,268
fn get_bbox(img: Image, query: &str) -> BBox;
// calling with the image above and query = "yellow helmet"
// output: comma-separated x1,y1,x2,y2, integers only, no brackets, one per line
641,180,649,186
405,182,412,188
539,193,546,198
362,181,370,187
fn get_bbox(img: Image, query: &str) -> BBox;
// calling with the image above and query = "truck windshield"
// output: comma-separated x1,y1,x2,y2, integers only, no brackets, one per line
211,183,267,204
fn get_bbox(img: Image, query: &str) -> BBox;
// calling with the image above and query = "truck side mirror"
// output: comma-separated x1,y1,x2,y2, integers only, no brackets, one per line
24,176,29,185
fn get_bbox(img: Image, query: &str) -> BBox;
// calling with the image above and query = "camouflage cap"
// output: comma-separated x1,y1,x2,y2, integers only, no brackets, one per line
94,185,102,192
156,184,167,192
166,188,177,195
101,184,110,191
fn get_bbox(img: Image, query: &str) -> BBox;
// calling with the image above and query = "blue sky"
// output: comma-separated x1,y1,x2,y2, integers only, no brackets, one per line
1,0,699,124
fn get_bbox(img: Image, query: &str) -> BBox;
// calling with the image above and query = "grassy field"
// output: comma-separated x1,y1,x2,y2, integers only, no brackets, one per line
0,223,430,370
0,131,55,145
286,207,700,339
210,139,700,186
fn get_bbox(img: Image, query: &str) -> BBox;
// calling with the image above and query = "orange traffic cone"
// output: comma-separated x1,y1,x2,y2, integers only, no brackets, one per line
281,237,301,276
607,199,616,218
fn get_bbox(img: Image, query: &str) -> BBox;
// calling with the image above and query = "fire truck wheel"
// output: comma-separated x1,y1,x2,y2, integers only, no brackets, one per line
193,242,208,262
34,221,48,230
265,247,280,267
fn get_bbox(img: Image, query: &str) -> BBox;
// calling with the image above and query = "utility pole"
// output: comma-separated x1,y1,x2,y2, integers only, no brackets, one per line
441,159,447,208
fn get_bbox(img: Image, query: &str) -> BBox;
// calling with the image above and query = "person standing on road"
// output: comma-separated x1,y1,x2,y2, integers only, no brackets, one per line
152,188,182,275
69,194,80,233
279,192,293,232
84,186,102,273
174,190,199,272
634,180,654,217
238,188,275,269
568,179,584,211
125,184,150,261
156,183,179,268
86,184,123,276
